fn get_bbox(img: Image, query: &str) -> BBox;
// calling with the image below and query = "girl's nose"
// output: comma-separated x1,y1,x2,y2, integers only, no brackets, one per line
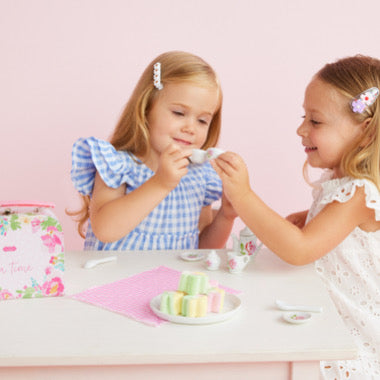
182,119,196,134
296,120,307,137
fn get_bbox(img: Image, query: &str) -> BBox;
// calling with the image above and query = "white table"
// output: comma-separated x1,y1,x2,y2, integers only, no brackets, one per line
0,249,357,380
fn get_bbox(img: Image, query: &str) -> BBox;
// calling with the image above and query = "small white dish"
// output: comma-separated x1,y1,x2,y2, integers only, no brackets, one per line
150,293,242,325
283,311,312,324
180,251,204,262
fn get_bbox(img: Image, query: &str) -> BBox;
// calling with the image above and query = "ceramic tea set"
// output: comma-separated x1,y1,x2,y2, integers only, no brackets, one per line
204,226,263,274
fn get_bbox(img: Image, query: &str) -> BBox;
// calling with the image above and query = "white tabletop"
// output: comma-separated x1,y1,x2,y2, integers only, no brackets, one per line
0,248,357,367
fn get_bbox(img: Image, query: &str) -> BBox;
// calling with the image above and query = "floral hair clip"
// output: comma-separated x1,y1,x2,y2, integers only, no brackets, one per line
351,87,379,114
153,62,163,90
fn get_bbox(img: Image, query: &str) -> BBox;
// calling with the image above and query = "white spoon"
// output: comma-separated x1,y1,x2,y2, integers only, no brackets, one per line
275,299,323,313
84,256,117,269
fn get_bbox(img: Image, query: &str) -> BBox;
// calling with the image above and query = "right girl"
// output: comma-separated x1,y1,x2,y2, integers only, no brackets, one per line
70,51,236,251
213,55,380,379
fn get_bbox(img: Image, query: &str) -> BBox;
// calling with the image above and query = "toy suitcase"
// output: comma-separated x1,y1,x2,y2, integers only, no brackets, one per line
0,201,64,300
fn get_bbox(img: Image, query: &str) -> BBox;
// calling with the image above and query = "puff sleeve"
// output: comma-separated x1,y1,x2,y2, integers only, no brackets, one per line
71,137,138,195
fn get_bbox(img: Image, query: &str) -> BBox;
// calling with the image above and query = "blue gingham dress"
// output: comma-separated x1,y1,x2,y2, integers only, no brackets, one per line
71,137,222,250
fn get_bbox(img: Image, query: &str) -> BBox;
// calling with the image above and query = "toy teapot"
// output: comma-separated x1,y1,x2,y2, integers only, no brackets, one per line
231,226,263,258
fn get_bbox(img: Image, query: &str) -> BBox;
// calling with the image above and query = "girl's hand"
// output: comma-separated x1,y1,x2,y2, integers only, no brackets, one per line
212,152,252,203
155,144,191,190
285,210,309,229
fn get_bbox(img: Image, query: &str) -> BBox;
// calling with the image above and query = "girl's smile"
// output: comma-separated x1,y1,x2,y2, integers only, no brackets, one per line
173,137,192,146
304,146,317,153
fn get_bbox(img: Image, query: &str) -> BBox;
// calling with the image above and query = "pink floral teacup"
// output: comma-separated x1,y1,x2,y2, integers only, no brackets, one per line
227,252,250,274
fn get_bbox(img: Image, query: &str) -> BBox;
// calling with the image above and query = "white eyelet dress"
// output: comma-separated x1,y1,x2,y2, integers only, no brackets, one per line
70,137,222,250
306,172,380,379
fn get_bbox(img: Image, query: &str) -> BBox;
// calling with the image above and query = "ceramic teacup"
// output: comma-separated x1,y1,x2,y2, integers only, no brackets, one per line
227,252,250,274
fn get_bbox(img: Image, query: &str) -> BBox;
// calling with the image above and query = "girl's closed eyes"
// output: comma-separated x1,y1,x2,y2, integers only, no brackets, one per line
171,109,211,127
301,115,322,126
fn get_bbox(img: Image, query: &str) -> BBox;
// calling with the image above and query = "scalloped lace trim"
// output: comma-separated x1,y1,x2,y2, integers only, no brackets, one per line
319,177,380,221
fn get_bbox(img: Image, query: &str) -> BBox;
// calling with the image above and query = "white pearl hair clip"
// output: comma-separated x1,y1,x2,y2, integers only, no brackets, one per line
153,62,163,90
189,148,225,164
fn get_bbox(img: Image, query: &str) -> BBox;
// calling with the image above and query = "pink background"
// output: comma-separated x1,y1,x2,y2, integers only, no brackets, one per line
2,0,380,250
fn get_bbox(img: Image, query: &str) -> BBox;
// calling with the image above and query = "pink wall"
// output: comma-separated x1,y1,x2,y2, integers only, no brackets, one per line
2,0,380,250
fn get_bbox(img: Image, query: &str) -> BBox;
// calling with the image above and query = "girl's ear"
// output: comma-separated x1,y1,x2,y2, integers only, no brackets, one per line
361,118,372,130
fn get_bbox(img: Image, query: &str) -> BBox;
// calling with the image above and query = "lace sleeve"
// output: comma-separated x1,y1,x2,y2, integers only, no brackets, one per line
320,177,380,221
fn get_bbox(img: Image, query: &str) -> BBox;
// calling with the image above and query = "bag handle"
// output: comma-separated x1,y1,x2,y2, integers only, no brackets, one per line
0,201,55,208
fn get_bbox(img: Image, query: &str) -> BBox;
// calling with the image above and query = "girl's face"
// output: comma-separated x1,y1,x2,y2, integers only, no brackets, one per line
146,82,220,165
297,78,364,178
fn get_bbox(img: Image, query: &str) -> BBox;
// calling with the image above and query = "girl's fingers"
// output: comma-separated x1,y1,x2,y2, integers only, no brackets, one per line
168,144,192,161
210,160,223,177
162,144,191,168
215,152,242,171
214,157,236,177
178,157,190,169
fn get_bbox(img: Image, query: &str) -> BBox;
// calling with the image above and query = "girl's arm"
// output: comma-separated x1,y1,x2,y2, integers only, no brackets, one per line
198,195,237,248
89,144,191,243
213,152,375,265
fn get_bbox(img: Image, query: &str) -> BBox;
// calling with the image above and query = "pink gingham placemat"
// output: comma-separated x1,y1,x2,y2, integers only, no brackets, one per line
70,266,241,327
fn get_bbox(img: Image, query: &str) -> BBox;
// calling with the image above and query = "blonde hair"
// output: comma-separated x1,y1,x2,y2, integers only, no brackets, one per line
69,51,223,238
305,55,380,188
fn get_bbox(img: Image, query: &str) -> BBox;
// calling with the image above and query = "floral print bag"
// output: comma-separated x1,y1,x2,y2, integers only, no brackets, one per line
0,201,64,300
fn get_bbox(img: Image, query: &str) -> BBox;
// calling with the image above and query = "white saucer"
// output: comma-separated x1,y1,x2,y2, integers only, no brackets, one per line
150,293,241,325
283,311,312,324
179,251,204,262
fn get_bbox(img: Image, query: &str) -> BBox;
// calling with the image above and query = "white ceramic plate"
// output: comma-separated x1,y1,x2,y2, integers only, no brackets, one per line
179,251,204,262
283,311,312,324
150,293,242,325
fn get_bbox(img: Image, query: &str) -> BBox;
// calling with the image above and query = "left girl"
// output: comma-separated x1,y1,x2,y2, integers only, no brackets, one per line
70,51,236,250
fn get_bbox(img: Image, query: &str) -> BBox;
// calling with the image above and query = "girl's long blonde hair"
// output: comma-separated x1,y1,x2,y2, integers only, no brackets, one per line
306,55,380,188
69,51,223,238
